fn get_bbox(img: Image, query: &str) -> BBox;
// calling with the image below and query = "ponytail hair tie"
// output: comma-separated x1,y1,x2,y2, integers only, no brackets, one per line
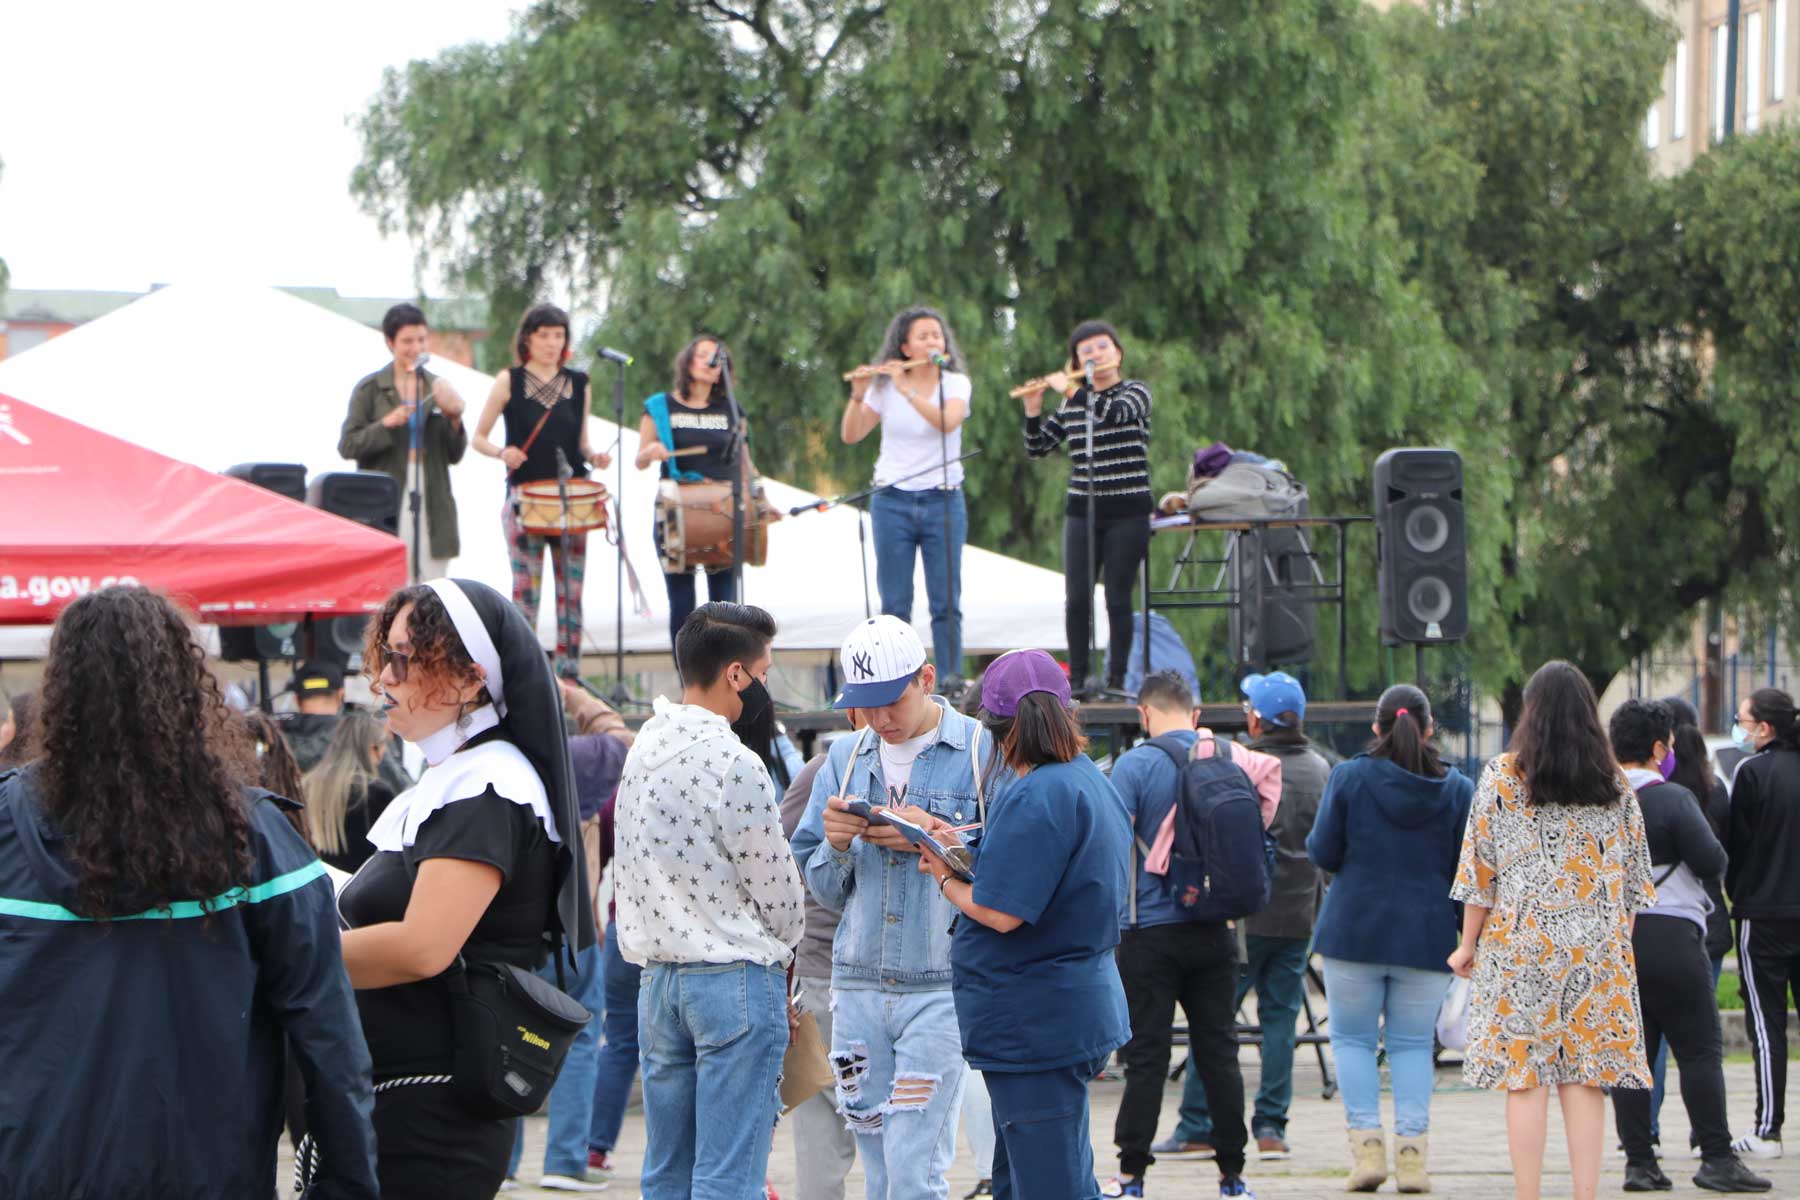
1395,708,1410,718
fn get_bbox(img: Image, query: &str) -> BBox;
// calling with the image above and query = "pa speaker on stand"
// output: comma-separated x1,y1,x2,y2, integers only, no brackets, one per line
308,471,402,671
1374,448,1467,683
218,463,310,668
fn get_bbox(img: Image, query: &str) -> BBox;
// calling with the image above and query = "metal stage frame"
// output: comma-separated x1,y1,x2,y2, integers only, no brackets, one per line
1139,514,1373,697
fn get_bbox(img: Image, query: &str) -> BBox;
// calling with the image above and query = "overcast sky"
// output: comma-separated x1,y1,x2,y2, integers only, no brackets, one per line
0,0,520,298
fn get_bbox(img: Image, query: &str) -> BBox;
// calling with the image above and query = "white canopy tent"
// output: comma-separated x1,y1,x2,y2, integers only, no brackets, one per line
0,283,1072,665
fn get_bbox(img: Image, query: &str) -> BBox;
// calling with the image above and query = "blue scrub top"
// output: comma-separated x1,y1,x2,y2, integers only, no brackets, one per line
950,754,1133,1072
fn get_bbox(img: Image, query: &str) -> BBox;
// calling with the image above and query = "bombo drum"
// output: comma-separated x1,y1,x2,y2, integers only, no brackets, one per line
655,479,770,573
517,478,609,535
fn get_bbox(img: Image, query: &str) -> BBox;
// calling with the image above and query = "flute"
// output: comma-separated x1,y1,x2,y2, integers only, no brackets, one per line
842,358,931,382
1009,374,1067,399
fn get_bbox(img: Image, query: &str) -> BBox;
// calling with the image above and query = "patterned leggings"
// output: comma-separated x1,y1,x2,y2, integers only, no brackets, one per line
502,490,587,677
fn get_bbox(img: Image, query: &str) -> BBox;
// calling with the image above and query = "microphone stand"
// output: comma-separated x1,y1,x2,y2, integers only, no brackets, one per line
717,348,749,602
607,356,630,707
408,360,428,583
935,359,956,682
1083,360,1099,694
554,446,575,680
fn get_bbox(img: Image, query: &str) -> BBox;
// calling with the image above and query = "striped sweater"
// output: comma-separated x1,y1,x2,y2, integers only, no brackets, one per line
1023,379,1154,519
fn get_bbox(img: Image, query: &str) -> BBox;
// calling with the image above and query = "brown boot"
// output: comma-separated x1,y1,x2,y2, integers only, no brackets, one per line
1394,1133,1430,1193
1347,1128,1387,1192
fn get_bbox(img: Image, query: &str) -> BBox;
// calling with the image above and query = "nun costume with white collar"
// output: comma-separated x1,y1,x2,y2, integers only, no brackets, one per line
339,578,594,1198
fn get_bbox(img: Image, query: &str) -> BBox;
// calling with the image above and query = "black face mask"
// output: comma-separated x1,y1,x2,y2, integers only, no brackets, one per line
733,675,772,730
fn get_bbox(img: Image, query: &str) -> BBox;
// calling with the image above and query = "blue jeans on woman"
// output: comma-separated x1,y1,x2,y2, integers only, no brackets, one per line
870,486,966,678
589,919,643,1155
507,941,607,1179
1318,957,1450,1136
639,960,789,1200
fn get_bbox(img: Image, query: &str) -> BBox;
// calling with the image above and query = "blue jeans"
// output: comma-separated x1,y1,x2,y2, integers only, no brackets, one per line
1317,957,1450,1137
507,941,608,1178
829,987,968,1200
589,919,643,1153
1649,952,1725,1140
870,486,966,678
986,1055,1109,1200
1175,934,1308,1141
640,960,789,1200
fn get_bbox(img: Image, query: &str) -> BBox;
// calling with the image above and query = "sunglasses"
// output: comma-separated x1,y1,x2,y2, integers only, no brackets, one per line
379,644,412,683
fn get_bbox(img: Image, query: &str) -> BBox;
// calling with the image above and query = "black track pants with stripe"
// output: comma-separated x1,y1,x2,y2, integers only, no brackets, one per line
1737,917,1800,1140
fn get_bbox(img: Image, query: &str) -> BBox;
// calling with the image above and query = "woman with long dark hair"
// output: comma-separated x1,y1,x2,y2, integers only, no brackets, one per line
1450,661,1655,1200
1016,320,1153,698
841,306,974,689
637,333,779,648
473,303,612,677
338,578,593,1198
303,710,398,874
0,587,377,1197
1724,687,1800,1160
1305,684,1474,1193
916,649,1137,1199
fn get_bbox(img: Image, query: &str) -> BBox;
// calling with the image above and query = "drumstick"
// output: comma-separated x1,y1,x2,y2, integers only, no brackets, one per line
667,446,709,458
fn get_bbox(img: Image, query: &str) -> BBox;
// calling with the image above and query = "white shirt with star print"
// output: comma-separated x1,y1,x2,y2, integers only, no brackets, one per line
614,696,805,967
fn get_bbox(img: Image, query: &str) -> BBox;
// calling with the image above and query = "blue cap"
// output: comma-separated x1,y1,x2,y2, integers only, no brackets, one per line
1240,671,1306,727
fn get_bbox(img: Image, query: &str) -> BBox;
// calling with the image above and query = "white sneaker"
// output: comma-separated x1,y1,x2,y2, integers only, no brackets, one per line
497,1182,521,1194
1732,1134,1783,1159
540,1174,610,1192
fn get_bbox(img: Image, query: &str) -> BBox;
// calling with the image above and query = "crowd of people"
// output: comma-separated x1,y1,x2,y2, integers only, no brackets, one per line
1,580,1799,1200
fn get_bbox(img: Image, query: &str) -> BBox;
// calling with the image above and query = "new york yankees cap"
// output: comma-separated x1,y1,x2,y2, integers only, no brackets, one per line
831,615,928,709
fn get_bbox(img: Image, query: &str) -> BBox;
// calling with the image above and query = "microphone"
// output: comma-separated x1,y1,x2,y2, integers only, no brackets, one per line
930,352,951,368
1083,359,1096,390
414,351,432,372
599,346,634,366
555,446,573,483
709,342,729,369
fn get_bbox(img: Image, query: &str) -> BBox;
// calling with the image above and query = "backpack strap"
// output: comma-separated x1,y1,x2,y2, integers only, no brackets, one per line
969,722,985,826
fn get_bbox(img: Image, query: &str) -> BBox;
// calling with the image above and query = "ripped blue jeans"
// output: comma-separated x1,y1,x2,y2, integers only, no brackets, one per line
830,986,969,1200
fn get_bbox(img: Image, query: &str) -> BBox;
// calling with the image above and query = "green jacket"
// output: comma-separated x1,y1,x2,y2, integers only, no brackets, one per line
337,365,468,560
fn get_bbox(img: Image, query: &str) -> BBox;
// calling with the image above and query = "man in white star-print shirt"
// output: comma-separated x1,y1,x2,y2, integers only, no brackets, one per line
614,601,804,1200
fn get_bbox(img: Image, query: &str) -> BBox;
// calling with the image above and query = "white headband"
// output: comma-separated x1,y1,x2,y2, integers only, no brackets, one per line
425,578,506,717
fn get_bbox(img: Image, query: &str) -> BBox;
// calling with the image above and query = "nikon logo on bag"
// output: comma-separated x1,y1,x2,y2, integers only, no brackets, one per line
516,1025,551,1050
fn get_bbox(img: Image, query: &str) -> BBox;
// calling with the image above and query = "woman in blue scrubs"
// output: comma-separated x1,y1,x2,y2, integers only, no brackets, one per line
918,649,1132,1200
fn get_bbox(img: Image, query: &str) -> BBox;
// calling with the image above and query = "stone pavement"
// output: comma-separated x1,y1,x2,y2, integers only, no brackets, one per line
496,1051,1800,1198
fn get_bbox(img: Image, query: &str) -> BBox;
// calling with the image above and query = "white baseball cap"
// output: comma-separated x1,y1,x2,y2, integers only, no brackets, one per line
831,615,927,709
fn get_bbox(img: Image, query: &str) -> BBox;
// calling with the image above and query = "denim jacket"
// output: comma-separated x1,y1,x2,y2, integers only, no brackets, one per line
791,701,1003,992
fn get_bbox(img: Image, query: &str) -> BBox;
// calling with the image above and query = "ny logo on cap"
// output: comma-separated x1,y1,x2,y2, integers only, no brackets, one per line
851,651,873,679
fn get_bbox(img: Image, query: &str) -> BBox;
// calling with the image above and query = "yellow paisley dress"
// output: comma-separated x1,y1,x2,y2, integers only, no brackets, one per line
1451,753,1656,1090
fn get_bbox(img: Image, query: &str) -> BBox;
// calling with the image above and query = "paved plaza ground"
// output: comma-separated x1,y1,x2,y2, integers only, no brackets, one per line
495,1050,1800,1198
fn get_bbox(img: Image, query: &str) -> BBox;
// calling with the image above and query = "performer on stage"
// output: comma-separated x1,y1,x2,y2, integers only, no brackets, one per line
339,303,468,581
472,303,610,680
1017,320,1153,699
636,334,777,650
840,307,972,694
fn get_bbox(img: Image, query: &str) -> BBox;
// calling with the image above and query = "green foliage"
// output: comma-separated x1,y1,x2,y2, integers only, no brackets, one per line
353,0,1798,711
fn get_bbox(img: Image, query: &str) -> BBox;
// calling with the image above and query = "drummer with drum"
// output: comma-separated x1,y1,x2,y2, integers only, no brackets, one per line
637,333,779,650
472,302,611,679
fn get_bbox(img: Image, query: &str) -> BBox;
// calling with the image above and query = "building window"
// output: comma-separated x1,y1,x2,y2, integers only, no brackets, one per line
1645,101,1662,149
1675,38,1690,139
1748,11,1765,130
1774,0,1788,102
1714,24,1730,141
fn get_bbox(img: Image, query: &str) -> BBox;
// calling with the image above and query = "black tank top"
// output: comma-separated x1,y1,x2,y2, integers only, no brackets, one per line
502,367,590,486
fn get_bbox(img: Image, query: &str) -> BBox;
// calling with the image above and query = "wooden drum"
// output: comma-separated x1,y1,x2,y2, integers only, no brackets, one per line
655,479,771,574
517,478,609,535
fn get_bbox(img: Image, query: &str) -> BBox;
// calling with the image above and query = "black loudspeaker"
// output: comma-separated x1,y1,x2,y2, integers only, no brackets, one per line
307,471,401,536
1229,520,1318,668
1374,448,1467,645
224,462,307,504
218,463,308,661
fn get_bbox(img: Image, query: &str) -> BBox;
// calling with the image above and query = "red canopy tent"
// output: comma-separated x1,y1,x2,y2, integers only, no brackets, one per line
0,393,404,625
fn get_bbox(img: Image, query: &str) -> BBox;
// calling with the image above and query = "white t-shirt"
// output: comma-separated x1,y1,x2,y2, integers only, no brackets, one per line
863,371,973,490
877,727,937,807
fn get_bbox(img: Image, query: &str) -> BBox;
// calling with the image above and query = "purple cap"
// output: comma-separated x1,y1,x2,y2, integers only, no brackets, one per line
980,649,1072,718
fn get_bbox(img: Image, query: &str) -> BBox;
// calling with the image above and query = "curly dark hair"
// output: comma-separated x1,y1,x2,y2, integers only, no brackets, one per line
242,709,311,847
34,587,257,919
361,584,487,712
